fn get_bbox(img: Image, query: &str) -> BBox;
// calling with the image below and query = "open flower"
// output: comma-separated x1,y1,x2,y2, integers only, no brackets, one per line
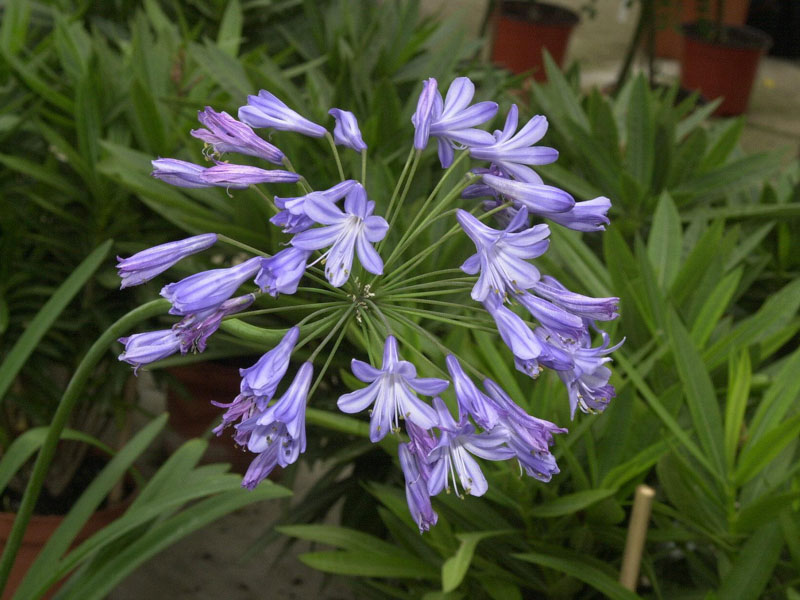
291,184,388,287
116,233,217,288
174,293,255,354
255,248,311,297
272,180,357,234
457,207,549,301
445,355,501,429
337,336,448,442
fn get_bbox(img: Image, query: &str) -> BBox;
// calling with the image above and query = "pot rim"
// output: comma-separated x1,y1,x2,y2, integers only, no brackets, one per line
499,1,580,27
681,22,773,51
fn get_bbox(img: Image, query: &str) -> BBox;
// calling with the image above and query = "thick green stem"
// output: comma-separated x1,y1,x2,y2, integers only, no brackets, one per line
0,299,170,594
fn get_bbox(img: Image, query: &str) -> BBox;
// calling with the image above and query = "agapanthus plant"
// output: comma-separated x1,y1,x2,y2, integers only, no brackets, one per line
117,77,620,532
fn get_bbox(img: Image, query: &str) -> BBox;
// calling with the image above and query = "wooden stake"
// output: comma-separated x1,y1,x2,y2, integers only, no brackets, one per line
619,484,655,591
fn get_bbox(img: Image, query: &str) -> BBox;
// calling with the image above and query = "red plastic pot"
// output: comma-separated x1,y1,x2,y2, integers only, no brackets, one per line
680,23,771,116
491,1,579,81
0,503,126,599
655,0,751,59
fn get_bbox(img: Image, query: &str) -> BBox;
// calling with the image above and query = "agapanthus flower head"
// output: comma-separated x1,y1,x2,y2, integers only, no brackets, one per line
116,233,217,288
272,180,357,234
238,362,313,488
191,107,284,164
427,397,514,497
118,329,182,373
161,256,262,316
255,247,311,297
291,183,388,287
174,293,255,354
398,443,438,533
445,355,501,429
328,108,367,153
238,327,300,407
412,77,498,168
531,276,619,321
470,105,558,182
457,206,549,301
239,90,326,138
337,335,448,442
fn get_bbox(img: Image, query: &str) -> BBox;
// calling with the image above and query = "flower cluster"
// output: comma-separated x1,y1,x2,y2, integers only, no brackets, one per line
117,76,620,531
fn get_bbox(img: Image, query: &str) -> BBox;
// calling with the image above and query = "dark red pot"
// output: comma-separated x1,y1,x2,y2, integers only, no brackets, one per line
491,1,579,81
680,23,772,116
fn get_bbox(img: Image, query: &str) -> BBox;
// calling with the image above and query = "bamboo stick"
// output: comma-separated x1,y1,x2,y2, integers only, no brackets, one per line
619,484,656,591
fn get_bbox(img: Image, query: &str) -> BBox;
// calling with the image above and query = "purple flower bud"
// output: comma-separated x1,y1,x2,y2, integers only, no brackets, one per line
543,197,612,232
116,233,217,288
174,293,256,354
483,294,545,377
482,174,575,217
445,355,501,429
118,329,182,373
328,108,367,152
202,163,300,187
160,256,262,315
531,276,619,321
239,90,326,138
151,159,211,188
239,327,300,406
255,248,310,297
516,292,586,340
411,78,438,150
398,443,438,532
191,107,284,164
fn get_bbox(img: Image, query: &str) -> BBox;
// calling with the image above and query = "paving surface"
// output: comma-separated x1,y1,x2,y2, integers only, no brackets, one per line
112,3,799,599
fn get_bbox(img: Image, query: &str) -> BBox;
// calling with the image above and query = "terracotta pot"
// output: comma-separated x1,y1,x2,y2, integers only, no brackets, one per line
491,1,579,81
0,502,127,600
655,0,751,59
680,23,771,116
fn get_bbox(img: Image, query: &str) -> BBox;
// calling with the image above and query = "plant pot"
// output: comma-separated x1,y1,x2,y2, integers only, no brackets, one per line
680,23,771,116
655,0,751,59
165,362,255,474
0,502,127,600
490,1,579,81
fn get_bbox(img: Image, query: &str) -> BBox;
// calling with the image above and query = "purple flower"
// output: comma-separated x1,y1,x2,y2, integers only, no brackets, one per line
238,362,313,488
481,174,575,218
174,293,255,354
412,77,498,168
328,108,367,152
412,78,438,151
470,105,558,183
255,248,311,297
516,292,586,340
398,442,438,533
160,256,262,316
457,207,549,301
239,327,300,408
427,397,513,497
537,328,623,418
531,276,619,322
191,107,284,164
239,90,326,138
542,197,612,232
291,184,388,287
118,329,182,373
116,233,217,288
272,180,357,234
337,336,448,442
445,355,501,429
483,293,545,377
151,159,298,189
483,379,565,481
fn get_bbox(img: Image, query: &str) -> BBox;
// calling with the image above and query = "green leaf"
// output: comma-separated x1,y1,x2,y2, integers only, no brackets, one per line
601,441,669,491
733,413,800,486
442,531,511,593
674,151,783,198
529,489,617,518
717,522,783,600
647,192,682,289
299,550,439,580
624,76,654,189
513,552,642,600
666,310,725,477
689,268,742,348
276,524,399,555
0,240,112,403
217,0,243,56
746,346,800,445
724,351,751,469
